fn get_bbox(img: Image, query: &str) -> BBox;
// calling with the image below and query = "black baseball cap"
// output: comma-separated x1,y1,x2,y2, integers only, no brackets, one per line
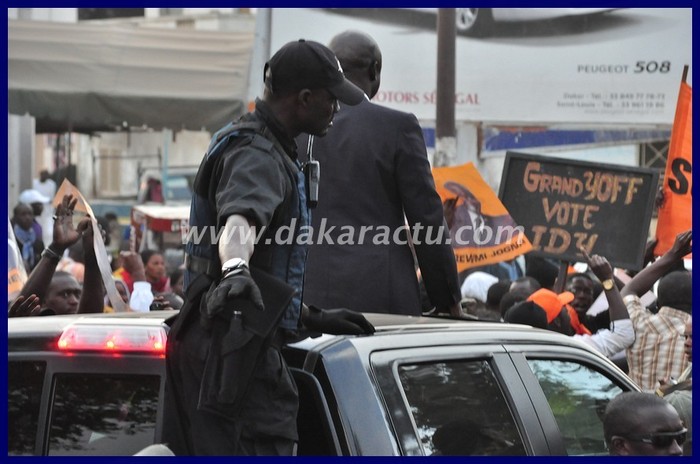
264,39,364,105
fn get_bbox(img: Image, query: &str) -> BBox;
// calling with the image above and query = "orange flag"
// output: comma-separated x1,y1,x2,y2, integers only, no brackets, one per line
432,163,532,272
655,69,692,257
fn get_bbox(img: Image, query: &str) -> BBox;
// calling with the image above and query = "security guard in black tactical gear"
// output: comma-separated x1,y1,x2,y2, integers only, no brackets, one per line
162,39,374,456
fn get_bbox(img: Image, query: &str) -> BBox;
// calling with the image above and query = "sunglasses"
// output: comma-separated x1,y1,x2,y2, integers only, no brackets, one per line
621,428,687,448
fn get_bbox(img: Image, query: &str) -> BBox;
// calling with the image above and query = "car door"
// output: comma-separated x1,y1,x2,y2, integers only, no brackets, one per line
370,344,553,456
8,352,165,456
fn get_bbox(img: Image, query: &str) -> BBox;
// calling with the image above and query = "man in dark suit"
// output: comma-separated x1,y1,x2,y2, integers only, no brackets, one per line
299,30,461,317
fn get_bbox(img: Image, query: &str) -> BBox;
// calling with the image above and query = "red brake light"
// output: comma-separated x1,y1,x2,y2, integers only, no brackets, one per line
57,325,167,354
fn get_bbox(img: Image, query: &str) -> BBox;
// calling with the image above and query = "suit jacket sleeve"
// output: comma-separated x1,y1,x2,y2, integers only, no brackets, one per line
394,113,461,310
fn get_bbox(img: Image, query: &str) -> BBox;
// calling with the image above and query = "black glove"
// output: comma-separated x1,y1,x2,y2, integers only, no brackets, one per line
303,305,375,335
203,268,264,320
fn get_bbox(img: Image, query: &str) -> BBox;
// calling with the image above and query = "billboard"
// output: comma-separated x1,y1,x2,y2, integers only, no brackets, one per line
269,8,692,126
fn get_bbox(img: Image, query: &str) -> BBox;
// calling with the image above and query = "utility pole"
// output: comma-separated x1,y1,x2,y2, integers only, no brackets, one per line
246,8,272,112
434,8,456,167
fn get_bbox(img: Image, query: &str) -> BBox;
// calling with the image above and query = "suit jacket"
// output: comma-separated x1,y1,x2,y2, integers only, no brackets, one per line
298,98,461,315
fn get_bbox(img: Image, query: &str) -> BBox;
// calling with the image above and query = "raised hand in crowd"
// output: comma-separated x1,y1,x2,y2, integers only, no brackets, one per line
642,237,658,269
8,294,41,318
120,250,147,283
580,248,629,323
621,229,691,298
11,193,108,316
16,194,83,304
669,229,692,257
77,216,106,314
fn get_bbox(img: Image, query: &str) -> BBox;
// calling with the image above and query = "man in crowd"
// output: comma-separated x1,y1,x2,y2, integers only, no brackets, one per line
32,169,58,244
9,194,104,316
19,188,52,245
32,169,57,200
505,249,634,359
11,202,44,272
657,317,692,455
621,229,692,392
567,272,609,332
604,391,686,456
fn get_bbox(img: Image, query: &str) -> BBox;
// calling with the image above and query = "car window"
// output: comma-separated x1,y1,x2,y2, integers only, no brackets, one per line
527,359,623,456
138,174,195,204
8,361,47,456
47,374,160,456
164,176,193,202
398,360,526,456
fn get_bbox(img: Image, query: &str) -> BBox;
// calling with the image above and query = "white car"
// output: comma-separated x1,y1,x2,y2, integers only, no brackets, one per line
415,8,617,37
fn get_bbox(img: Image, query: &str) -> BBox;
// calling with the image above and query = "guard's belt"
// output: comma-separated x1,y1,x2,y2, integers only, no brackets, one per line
185,254,221,280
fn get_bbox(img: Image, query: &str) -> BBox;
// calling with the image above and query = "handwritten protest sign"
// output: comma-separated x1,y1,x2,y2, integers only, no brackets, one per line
499,152,659,270
53,179,127,312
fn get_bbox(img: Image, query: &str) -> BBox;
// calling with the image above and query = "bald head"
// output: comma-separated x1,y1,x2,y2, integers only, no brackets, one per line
604,392,684,456
329,30,381,98
329,31,380,71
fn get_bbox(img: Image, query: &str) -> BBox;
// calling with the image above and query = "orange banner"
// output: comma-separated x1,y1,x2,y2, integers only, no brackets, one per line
432,163,532,272
655,79,692,257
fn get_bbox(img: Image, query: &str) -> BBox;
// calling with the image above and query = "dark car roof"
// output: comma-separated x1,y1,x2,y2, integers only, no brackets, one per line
7,310,564,336
7,310,607,363
289,312,607,358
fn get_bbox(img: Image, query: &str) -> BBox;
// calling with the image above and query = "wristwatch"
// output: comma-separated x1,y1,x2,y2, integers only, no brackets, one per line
221,257,248,277
601,279,615,291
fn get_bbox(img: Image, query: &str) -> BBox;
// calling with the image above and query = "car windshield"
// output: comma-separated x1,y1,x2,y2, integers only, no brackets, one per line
138,173,195,204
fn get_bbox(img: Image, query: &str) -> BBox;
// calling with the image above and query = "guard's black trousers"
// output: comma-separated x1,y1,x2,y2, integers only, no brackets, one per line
162,313,299,456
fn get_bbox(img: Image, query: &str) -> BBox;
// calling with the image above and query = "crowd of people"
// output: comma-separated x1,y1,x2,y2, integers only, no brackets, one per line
452,230,692,456
7,31,692,457
9,190,186,317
